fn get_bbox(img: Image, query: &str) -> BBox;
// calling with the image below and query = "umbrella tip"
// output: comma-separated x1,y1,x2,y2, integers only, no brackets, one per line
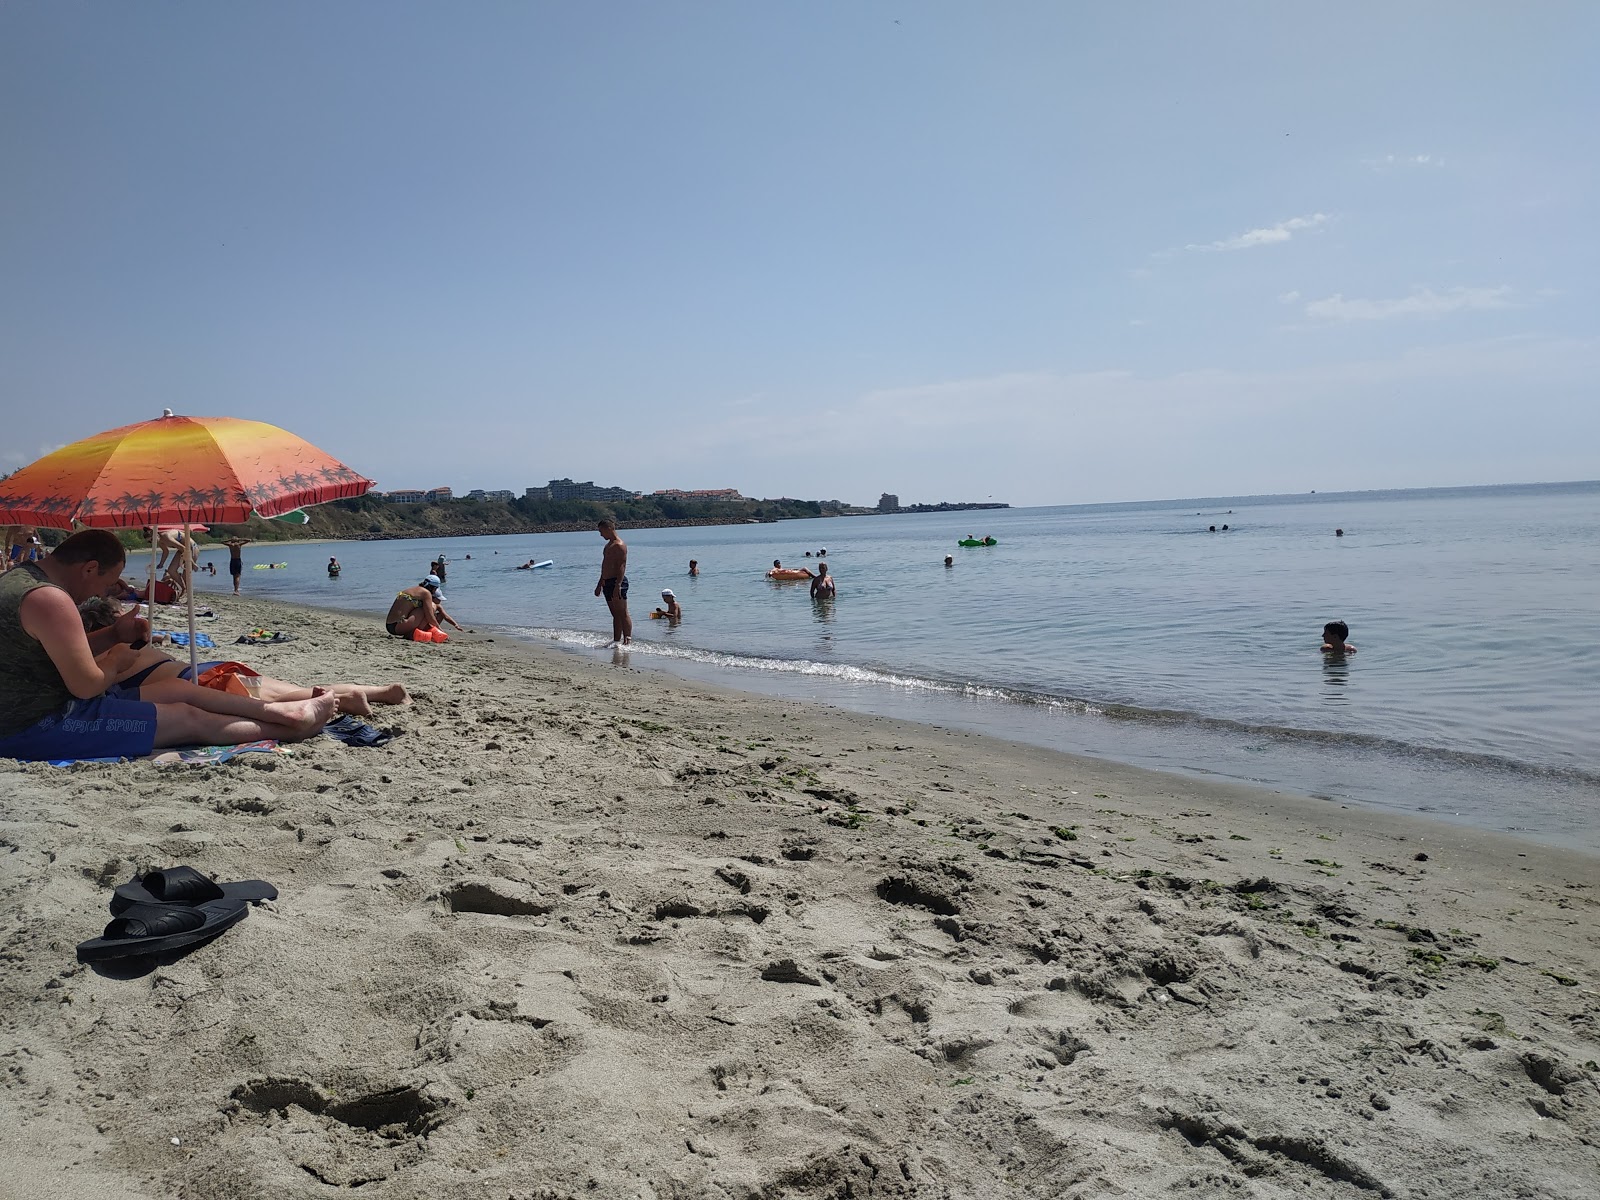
160,408,174,418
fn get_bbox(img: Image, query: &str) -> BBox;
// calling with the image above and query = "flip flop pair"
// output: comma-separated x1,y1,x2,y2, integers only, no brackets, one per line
76,865,277,964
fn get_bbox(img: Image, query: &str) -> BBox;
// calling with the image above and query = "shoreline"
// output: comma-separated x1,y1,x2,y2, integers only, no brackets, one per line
195,581,1600,855
2,595,1596,1197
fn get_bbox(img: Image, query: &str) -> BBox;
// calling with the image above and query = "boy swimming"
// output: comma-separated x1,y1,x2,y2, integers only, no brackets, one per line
1321,620,1356,654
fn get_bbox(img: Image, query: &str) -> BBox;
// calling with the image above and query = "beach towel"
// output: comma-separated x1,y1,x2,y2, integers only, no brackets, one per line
162,631,217,649
47,741,285,768
236,629,294,645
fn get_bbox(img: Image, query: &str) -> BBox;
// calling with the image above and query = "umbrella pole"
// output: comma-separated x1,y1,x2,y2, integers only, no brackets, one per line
184,523,198,680
145,538,157,634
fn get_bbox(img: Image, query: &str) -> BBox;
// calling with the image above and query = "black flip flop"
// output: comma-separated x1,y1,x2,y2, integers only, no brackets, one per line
77,898,249,963
111,865,278,916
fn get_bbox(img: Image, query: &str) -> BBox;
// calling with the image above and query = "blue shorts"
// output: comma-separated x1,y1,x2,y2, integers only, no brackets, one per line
0,694,159,762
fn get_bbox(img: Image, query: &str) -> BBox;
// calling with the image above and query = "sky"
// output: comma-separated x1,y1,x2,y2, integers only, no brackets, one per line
2,2,1596,508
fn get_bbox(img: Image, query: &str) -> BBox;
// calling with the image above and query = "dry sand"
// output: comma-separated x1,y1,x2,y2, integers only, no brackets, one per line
1,596,1596,1199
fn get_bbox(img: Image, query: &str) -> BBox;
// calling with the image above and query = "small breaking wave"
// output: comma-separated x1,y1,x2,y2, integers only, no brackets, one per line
505,625,1600,790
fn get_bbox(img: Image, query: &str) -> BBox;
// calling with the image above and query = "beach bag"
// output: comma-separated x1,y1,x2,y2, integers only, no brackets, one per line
135,581,178,605
196,661,262,697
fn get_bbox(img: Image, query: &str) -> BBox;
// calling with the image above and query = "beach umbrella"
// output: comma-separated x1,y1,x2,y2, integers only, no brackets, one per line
0,409,372,676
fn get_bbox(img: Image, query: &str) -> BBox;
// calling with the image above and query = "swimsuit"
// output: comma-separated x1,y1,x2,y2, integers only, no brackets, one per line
601,575,629,602
386,622,405,637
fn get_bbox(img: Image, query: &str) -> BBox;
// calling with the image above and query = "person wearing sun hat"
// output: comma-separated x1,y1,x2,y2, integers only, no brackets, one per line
652,588,683,624
383,574,463,640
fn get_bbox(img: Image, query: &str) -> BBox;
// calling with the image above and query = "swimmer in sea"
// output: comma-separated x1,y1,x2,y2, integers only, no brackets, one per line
1321,620,1356,654
652,588,683,623
688,559,699,576
810,561,835,599
944,555,954,568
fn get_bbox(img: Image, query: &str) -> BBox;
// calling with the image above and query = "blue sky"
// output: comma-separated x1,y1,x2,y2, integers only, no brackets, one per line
2,2,1595,507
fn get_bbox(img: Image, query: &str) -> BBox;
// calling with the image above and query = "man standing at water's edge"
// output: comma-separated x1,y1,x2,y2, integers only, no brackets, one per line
595,519,632,646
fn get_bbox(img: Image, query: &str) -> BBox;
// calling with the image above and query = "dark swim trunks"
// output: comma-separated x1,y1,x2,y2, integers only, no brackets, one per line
601,575,629,602
229,559,242,577
0,693,159,762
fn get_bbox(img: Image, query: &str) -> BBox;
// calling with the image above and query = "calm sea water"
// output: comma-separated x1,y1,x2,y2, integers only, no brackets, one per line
196,481,1600,850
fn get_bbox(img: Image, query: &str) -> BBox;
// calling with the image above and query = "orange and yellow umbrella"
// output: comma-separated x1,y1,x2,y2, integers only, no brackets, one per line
0,412,373,530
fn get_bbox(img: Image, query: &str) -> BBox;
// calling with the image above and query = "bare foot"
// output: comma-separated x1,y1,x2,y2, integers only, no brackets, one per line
334,688,374,717
368,683,410,706
267,690,341,740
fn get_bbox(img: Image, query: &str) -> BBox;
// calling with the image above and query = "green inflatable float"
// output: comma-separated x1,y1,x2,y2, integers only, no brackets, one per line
957,537,997,547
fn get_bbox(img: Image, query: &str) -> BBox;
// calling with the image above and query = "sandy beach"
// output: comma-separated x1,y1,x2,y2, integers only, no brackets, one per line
1,596,1596,1199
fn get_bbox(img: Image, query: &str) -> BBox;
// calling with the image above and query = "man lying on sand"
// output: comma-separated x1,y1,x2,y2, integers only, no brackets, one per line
0,531,337,762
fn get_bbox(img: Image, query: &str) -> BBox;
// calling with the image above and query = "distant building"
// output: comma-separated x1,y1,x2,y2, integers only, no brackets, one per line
653,488,746,503
546,478,636,502
384,489,426,504
524,486,551,501
466,489,515,502
877,493,900,512
425,487,453,502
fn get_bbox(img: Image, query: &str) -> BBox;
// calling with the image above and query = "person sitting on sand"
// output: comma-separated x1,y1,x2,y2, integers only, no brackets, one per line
652,589,683,623
1321,620,1356,654
385,575,461,639
0,531,339,762
810,561,835,599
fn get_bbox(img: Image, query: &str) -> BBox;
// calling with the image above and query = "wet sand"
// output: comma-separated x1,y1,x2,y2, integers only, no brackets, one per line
1,596,1596,1199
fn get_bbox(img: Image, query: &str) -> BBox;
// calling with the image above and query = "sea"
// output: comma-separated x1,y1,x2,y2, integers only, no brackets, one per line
193,481,1600,851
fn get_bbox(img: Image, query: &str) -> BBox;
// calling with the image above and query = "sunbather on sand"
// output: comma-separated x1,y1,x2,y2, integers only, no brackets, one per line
108,646,409,717
79,591,410,716
0,531,338,762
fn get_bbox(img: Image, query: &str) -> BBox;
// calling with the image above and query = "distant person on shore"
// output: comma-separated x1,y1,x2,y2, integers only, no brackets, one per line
944,555,954,568
688,559,699,576
385,575,461,639
810,562,835,599
328,557,341,577
223,537,250,594
652,589,683,623
595,519,631,645
1321,621,1356,654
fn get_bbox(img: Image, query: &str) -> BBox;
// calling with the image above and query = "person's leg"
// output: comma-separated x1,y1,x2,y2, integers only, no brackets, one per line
251,676,409,715
150,702,294,750
607,594,631,644
137,678,336,740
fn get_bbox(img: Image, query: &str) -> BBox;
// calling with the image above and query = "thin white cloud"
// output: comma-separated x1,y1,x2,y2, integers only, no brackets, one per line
1185,213,1328,253
1304,285,1516,322
1365,153,1445,170
1277,290,1301,305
